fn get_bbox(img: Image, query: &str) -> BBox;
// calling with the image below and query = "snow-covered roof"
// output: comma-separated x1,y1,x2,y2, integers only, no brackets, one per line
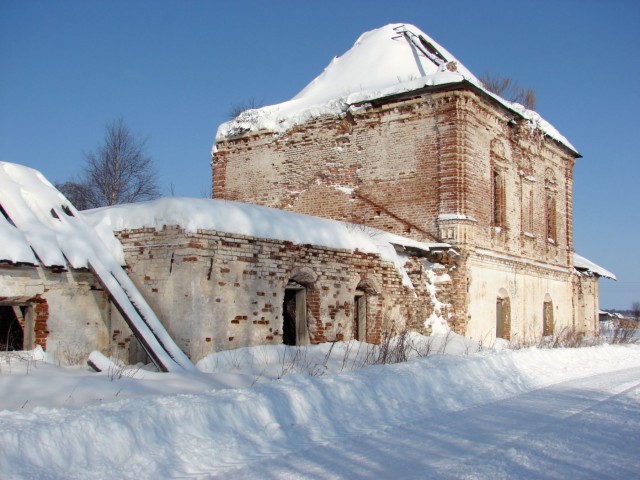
0,161,91,267
574,253,616,280
84,197,448,272
0,159,446,289
0,161,196,371
215,23,577,155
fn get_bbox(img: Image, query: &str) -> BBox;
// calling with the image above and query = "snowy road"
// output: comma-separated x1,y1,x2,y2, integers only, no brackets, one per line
204,367,640,479
3,345,640,479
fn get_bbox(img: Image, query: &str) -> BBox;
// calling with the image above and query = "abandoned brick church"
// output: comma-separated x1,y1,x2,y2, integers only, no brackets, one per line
0,23,613,365
211,23,613,346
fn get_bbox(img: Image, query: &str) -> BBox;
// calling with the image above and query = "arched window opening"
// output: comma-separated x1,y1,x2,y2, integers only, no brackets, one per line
496,291,511,340
543,296,554,337
522,182,533,234
492,169,506,227
546,192,557,242
545,169,557,243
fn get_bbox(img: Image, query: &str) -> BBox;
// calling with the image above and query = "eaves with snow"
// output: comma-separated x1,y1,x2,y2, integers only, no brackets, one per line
574,253,616,280
215,23,577,156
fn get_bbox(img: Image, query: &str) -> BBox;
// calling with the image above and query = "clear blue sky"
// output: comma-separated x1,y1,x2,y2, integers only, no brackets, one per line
1,0,638,309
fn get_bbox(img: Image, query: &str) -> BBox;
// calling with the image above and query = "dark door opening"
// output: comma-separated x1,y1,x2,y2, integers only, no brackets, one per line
1,306,24,351
283,281,308,346
283,289,297,346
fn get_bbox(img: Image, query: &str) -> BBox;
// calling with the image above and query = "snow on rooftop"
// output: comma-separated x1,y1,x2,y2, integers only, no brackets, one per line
84,197,446,286
0,161,90,267
0,162,195,371
574,253,616,280
215,23,576,154
0,159,443,288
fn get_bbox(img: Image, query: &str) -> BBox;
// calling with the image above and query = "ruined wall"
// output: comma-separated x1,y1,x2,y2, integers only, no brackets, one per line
572,274,600,335
464,253,575,344
213,92,464,243
214,88,577,267
213,86,583,340
454,91,576,269
0,264,110,362
114,226,452,362
447,91,581,338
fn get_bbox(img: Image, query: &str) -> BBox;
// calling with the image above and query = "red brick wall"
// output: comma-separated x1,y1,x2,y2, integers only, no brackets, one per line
213,93,462,243
214,88,577,271
115,226,454,359
212,86,581,341
32,296,49,349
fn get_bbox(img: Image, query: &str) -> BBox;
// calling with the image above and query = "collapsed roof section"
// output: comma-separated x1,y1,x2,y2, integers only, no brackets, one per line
0,161,195,372
215,23,577,155
0,161,84,267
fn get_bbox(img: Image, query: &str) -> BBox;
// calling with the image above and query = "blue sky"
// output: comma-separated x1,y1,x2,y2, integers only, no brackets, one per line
1,0,638,309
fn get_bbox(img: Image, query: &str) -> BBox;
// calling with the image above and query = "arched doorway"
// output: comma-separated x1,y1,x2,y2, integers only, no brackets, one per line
496,290,511,340
282,268,316,346
283,281,307,346
353,278,380,342
353,289,366,341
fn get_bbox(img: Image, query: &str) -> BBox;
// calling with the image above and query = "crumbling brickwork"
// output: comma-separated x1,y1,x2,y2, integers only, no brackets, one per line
115,225,453,361
214,88,574,265
32,296,48,349
0,264,110,362
213,84,592,341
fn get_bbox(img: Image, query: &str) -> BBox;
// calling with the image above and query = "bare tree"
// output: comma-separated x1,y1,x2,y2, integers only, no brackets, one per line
632,302,640,322
59,118,160,209
479,72,537,110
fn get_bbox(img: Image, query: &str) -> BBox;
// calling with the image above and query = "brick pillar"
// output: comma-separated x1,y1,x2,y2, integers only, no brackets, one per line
33,297,49,349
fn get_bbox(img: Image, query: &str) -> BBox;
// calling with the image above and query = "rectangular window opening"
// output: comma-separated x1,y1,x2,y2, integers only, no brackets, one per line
546,193,557,243
492,170,506,227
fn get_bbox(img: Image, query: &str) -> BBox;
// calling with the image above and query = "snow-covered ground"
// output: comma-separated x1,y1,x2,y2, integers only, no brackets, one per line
1,334,639,479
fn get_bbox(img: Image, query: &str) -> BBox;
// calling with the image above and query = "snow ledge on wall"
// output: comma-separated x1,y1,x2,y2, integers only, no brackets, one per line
83,197,449,288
